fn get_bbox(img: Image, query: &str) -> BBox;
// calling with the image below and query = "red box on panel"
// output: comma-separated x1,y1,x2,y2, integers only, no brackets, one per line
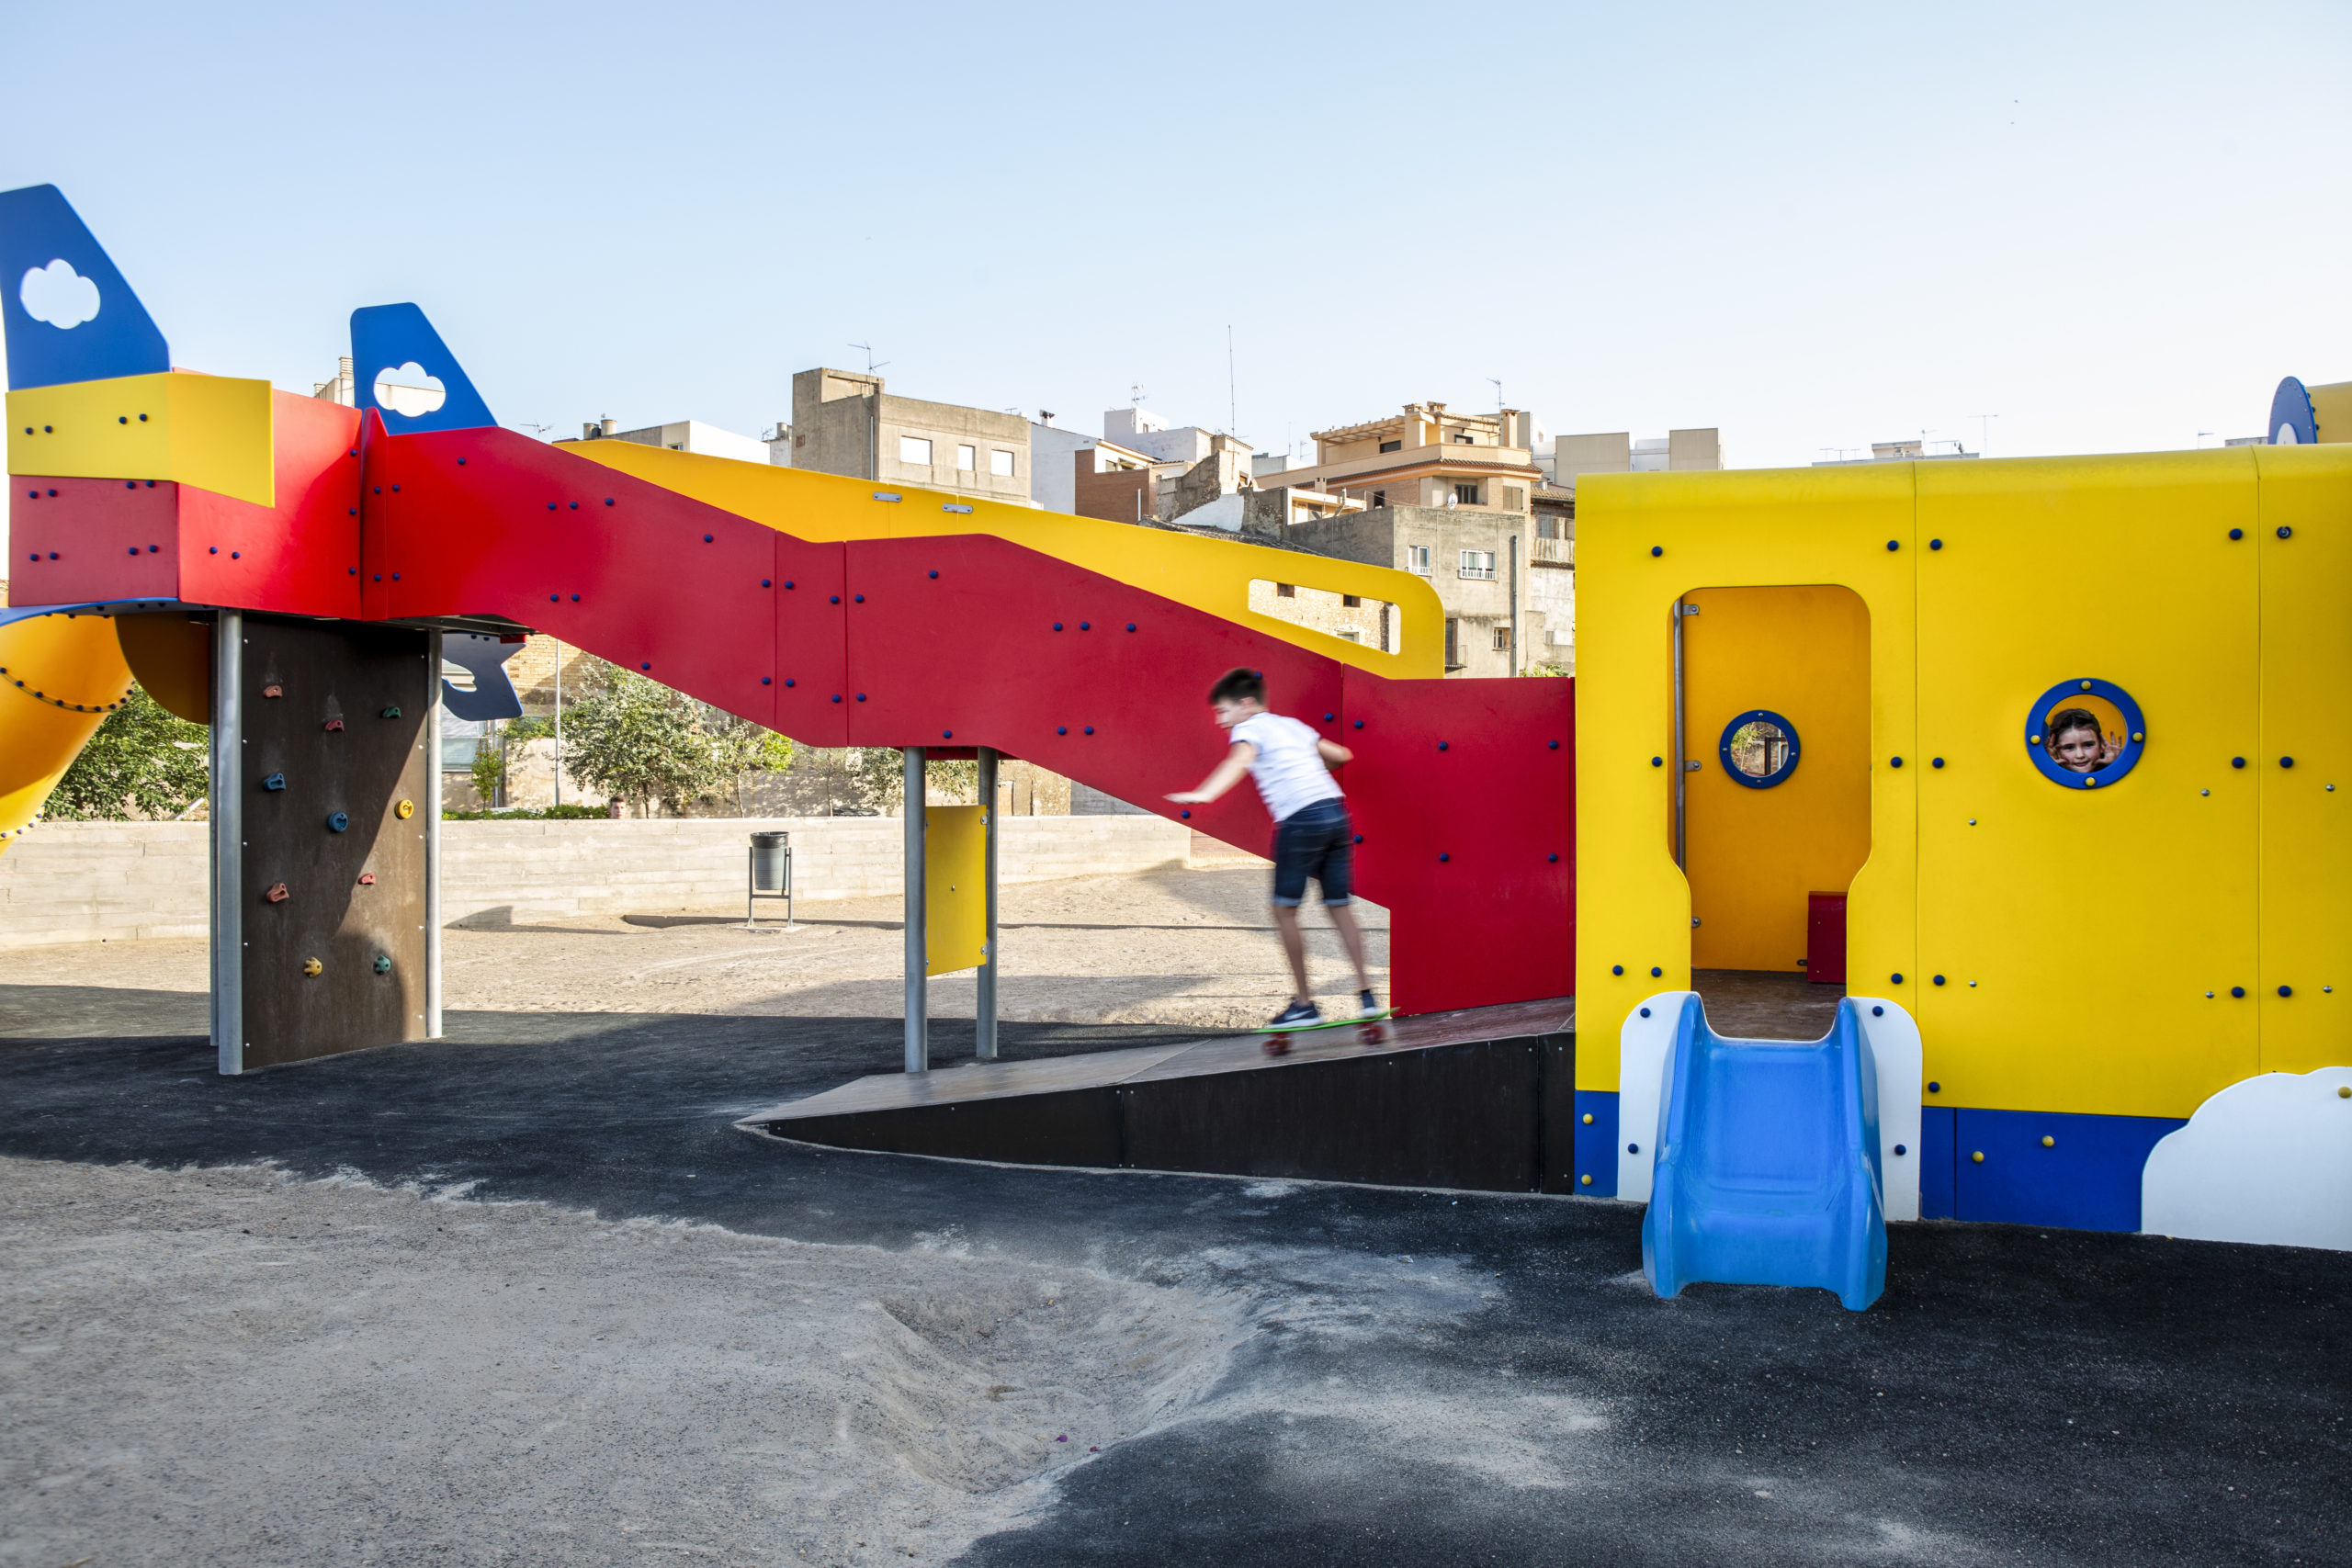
1807,891,1847,985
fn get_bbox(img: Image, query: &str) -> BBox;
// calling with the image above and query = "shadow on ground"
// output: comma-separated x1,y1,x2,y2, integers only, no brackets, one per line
3,982,2346,1567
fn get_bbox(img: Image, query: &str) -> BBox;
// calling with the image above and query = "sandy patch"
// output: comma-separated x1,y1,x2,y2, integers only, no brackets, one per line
0,1157,1247,1567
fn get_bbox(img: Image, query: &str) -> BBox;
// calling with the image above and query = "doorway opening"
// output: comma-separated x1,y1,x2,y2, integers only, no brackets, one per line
1670,584,1871,1039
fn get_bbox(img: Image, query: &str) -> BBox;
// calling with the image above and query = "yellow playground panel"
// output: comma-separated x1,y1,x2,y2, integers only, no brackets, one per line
6,370,277,508
0,611,138,851
923,804,989,976
1577,443,2352,1122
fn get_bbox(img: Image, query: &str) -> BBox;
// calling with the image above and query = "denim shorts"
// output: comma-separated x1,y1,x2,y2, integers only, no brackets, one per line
1270,797,1353,908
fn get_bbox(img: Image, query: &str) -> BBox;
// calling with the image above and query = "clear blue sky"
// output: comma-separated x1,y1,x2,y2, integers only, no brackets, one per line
5,1,2346,475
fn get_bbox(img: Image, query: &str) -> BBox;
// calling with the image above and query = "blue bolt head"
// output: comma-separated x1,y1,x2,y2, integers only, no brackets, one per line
327,812,349,832
374,954,392,975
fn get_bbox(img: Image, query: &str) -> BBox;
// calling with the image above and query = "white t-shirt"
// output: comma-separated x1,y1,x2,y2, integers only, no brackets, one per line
1231,712,1343,823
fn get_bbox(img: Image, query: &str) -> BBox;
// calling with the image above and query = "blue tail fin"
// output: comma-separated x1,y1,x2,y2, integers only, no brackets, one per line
0,185,170,391
351,303,497,434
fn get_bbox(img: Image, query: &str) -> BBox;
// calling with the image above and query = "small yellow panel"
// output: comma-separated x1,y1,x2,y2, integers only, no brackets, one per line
925,805,989,976
2307,379,2352,444
0,611,136,849
560,441,1442,680
6,371,274,508
2254,444,2352,1073
1573,462,1918,1089
1682,585,1871,972
1915,451,2260,1119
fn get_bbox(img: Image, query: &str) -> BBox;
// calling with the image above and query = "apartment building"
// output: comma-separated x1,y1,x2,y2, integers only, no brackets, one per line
781,368,1033,505
1051,405,1261,529
1270,502,1538,678
1264,401,1545,518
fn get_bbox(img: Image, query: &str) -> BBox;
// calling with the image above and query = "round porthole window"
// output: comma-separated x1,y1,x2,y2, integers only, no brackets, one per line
1718,709,1800,788
2027,678,2145,790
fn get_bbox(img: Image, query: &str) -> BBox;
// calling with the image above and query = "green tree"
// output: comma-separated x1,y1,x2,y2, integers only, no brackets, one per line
45,686,209,821
848,748,978,814
705,707,795,814
558,664,719,817
469,732,507,807
554,662,795,818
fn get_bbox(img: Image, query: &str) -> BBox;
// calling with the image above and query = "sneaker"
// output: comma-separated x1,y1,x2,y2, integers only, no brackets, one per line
1268,999,1322,1029
1359,990,1381,1018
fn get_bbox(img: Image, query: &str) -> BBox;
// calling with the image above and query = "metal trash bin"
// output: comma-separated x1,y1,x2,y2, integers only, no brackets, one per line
747,830,794,929
751,831,790,890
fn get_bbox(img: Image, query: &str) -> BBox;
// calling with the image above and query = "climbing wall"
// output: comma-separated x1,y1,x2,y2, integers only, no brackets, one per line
235,617,433,1068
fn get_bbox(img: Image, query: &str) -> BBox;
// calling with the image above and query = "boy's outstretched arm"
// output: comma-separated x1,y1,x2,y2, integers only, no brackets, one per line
1317,739,1352,767
1167,741,1257,805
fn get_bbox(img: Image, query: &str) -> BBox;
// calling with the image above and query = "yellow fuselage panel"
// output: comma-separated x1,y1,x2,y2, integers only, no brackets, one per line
6,371,274,508
559,440,1444,680
1576,446,2352,1120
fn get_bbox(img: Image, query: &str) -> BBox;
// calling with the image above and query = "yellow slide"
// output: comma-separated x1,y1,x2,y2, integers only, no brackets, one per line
0,611,136,853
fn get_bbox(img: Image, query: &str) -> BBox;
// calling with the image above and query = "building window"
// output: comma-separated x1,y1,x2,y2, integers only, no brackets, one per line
1453,433,1474,444
1460,550,1496,581
1339,628,1363,642
1444,618,1461,667
1408,545,1431,575
899,435,933,466
1503,486,1526,511
1537,514,1559,541
990,449,1016,477
1371,490,1385,507
1275,582,1296,598
1342,593,1362,607
956,444,977,471
1454,482,1481,505
1379,439,1402,454
1493,626,1512,653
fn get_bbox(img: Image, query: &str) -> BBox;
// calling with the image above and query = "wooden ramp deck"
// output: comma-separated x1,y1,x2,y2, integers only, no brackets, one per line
741,998,1579,1194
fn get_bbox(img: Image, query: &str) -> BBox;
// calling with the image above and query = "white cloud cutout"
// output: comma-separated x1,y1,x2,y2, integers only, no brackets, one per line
374,361,448,418
2143,1066,2352,1250
19,258,101,329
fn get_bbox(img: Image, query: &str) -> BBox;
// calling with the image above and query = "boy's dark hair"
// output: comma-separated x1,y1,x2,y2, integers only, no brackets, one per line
2045,707,2103,753
1208,667,1265,706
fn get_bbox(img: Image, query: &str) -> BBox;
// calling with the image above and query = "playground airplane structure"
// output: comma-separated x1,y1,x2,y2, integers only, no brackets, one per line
5,185,2348,1307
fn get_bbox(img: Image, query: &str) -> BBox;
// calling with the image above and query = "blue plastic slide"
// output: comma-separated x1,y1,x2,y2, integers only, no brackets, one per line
1639,994,1886,1311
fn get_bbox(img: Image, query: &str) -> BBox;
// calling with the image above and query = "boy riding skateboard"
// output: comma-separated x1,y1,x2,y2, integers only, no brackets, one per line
1167,667,1378,1029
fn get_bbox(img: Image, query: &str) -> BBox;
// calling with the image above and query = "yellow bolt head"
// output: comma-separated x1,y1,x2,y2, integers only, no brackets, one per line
2041,1135,2055,1147
1579,1174,1592,1185
1581,1112,1594,1125
396,799,415,819
1972,1150,1985,1163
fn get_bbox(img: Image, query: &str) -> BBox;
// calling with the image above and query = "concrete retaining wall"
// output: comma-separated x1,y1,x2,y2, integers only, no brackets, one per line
0,815,1193,949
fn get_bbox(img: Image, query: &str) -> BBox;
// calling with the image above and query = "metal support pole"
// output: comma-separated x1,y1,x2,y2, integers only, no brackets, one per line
209,610,243,1075
903,747,928,1072
425,630,444,1038
975,747,1000,1061
1670,600,1687,871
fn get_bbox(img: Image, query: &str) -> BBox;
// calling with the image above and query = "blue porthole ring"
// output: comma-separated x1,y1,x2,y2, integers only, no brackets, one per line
2026,677,2146,791
1717,708,1800,789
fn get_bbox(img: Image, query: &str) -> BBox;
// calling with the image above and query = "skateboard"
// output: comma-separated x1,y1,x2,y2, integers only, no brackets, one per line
1261,1009,1395,1055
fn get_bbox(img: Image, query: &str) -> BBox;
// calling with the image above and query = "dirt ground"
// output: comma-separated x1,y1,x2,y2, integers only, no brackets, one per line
0,1157,1250,1567
3,865,1389,1032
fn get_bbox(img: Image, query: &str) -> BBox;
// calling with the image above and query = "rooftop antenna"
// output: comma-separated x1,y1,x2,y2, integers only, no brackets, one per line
1488,377,1505,412
505,421,552,440
1131,382,1147,408
1971,412,1998,455
849,341,888,374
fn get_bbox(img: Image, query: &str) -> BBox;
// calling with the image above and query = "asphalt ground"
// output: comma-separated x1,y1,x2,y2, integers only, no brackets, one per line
4,982,2348,1567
